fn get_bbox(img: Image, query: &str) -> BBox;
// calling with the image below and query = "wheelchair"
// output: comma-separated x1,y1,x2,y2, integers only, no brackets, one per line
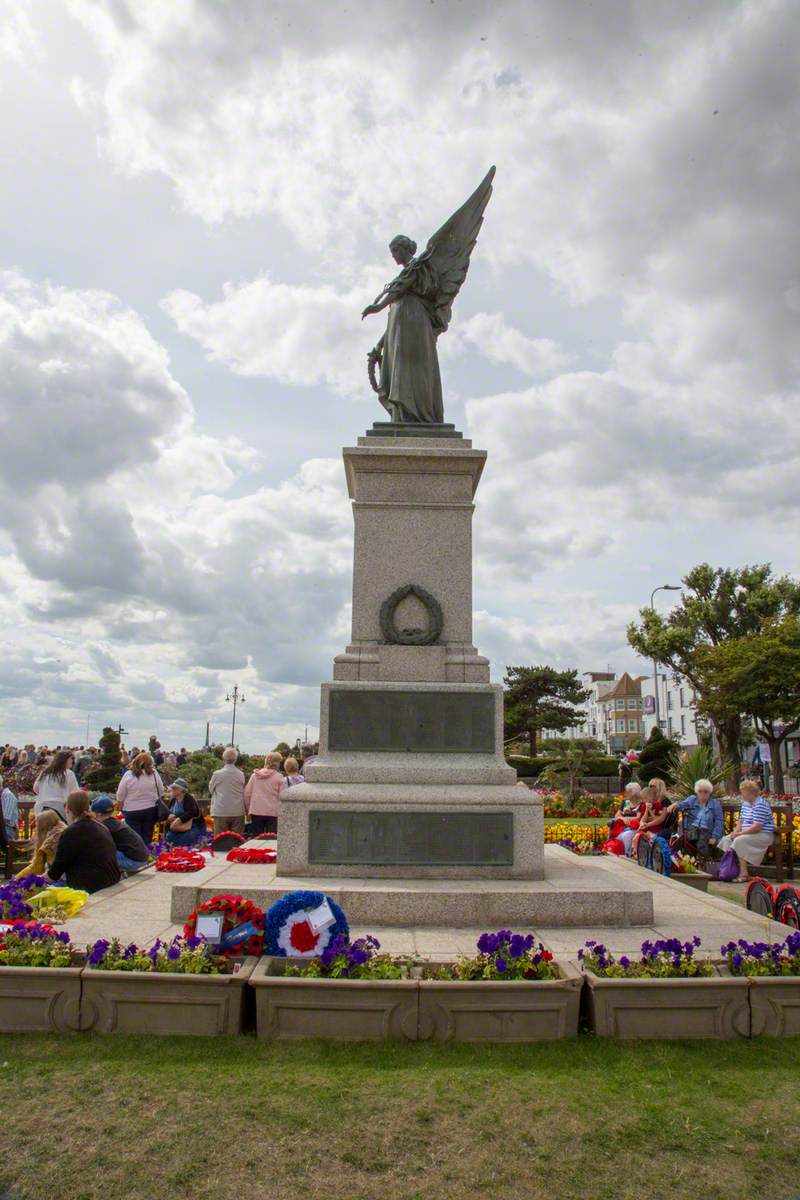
746,878,800,928
635,810,712,877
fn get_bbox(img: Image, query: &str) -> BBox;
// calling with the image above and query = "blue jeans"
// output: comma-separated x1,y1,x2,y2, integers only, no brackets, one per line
166,828,204,847
116,851,148,874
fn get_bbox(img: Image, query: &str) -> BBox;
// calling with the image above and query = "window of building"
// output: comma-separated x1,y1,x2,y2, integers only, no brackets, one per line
679,687,686,707
681,715,686,735
628,719,638,732
616,699,625,710
666,693,673,709
627,699,637,709
667,717,673,735
616,719,625,732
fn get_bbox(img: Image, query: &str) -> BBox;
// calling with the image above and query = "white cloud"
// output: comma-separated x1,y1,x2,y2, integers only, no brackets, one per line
445,312,568,378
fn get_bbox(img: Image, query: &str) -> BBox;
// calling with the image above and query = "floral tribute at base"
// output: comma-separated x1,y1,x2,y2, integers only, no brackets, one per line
721,931,800,976
184,894,264,957
154,848,207,873
226,846,276,864
578,936,714,978
264,890,348,958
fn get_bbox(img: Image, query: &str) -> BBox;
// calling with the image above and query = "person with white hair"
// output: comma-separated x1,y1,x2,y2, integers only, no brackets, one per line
666,778,724,857
611,782,645,856
208,746,246,836
716,779,775,882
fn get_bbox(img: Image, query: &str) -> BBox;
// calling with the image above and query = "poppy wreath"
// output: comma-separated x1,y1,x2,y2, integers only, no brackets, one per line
265,890,348,958
226,846,276,864
183,893,264,957
211,831,245,854
154,849,207,873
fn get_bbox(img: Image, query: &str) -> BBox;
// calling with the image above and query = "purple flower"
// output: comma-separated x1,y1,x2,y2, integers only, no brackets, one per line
732,952,743,970
509,934,526,960
619,955,630,968
495,956,507,973
477,933,499,955
185,935,203,951
88,939,110,966
167,945,181,961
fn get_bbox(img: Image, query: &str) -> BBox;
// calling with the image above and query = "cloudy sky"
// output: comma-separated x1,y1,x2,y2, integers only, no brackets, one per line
1,0,798,752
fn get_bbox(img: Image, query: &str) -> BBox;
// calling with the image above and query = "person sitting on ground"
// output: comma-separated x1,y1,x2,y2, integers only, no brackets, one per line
164,779,205,847
208,747,246,836
46,791,120,893
90,795,150,874
32,749,79,820
716,779,775,883
15,809,66,878
282,756,305,788
666,778,724,859
244,752,284,836
0,774,19,843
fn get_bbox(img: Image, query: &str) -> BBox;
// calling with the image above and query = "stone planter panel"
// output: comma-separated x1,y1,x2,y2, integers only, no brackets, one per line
749,976,800,1038
81,957,256,1036
418,961,582,1042
0,967,83,1033
584,969,750,1039
252,958,418,1040
673,873,710,892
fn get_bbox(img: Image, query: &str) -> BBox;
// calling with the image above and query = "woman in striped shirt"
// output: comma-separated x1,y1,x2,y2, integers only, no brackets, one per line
717,779,775,883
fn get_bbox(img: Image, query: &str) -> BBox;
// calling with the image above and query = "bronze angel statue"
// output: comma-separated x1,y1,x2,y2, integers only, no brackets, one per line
362,166,496,424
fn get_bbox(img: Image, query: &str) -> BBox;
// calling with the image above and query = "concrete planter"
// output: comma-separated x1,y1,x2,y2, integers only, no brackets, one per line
0,965,84,1033
584,968,750,1039
418,961,582,1041
80,957,257,1036
748,975,800,1037
672,872,711,892
252,957,419,1040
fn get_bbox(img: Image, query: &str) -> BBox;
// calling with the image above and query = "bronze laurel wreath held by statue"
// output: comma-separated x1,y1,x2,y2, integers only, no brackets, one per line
362,166,496,423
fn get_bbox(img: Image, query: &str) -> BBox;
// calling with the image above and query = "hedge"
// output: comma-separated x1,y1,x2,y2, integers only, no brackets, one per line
506,755,620,778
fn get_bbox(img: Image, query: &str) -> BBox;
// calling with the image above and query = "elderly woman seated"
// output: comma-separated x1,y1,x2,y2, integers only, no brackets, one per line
612,782,644,856
666,778,724,859
165,779,205,847
717,779,774,882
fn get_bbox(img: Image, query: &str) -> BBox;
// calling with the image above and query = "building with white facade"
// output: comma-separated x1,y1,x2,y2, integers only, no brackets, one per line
640,672,703,747
540,670,645,754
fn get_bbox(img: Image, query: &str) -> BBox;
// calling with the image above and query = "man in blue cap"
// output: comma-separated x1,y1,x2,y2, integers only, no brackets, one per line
91,794,150,874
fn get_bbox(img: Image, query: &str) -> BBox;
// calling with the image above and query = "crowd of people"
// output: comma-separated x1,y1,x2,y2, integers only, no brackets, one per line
0,739,318,897
609,776,776,882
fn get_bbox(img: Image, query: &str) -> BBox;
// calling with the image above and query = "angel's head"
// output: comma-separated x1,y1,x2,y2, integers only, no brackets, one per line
389,235,416,266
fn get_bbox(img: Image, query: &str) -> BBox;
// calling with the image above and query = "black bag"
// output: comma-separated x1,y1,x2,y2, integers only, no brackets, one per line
153,778,170,823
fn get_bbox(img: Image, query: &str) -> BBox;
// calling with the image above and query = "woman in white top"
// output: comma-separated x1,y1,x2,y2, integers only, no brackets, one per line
32,750,79,819
282,756,305,788
116,751,165,848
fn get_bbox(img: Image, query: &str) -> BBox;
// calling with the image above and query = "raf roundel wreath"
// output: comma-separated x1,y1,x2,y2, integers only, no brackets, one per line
265,890,349,958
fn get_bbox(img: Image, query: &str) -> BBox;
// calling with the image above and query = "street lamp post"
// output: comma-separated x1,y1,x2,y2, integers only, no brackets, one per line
225,686,246,746
649,585,681,731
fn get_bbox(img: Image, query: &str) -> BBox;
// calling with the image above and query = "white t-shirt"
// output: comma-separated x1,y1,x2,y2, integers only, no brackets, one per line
33,769,79,818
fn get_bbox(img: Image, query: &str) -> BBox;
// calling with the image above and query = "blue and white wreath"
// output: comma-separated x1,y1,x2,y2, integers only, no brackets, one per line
264,889,349,958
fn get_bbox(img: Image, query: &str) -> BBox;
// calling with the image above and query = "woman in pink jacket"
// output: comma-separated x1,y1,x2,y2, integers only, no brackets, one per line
116,751,165,847
244,752,285,836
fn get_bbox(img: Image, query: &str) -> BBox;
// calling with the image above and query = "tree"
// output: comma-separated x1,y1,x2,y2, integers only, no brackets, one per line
503,666,590,758
691,616,800,793
537,745,589,802
88,726,123,792
627,563,800,787
636,727,680,784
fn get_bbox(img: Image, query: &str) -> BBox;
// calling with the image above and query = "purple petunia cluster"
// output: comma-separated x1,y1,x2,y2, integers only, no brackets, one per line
579,935,711,978
319,933,381,976
0,876,51,922
470,930,556,980
721,931,800,976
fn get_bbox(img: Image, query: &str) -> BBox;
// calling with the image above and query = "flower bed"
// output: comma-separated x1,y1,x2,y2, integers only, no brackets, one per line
721,932,800,1037
419,932,580,1041
253,931,580,1042
0,923,83,1033
579,938,749,1039
544,822,608,851
81,936,256,1036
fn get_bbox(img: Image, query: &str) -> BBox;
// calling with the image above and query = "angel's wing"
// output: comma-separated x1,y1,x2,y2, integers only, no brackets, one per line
421,165,495,333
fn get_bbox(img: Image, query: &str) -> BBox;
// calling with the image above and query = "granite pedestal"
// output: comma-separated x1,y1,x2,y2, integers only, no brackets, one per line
277,428,543,884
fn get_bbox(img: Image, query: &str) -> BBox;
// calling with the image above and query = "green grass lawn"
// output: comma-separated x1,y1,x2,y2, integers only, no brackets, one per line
0,1034,798,1200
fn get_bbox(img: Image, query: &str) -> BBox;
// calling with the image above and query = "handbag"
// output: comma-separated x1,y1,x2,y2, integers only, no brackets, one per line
153,778,170,823
717,849,740,882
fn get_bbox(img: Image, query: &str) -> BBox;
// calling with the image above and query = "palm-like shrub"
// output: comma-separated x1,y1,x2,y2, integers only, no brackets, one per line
668,745,725,798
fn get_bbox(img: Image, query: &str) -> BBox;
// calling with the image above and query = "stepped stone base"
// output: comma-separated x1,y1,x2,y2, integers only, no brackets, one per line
170,846,655,928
